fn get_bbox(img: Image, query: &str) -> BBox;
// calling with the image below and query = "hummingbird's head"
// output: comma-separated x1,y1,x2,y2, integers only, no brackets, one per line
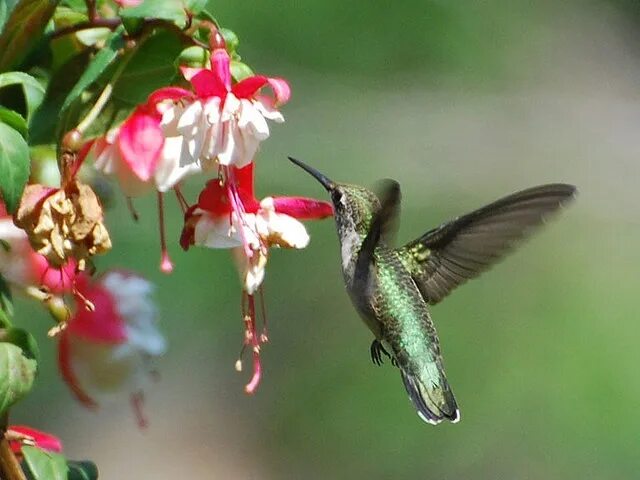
288,157,380,238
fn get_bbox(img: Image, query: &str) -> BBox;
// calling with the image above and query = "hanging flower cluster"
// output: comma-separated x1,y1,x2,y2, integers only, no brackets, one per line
0,1,333,475
0,14,330,469
58,270,166,427
77,30,333,393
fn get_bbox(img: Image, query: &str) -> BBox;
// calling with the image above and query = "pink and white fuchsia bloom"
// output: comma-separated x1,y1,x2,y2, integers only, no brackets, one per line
58,270,166,427
181,163,332,393
181,163,332,294
174,42,290,170
87,38,289,195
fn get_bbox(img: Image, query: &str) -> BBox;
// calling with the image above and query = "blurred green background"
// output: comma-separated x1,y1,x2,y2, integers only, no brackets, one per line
14,0,640,478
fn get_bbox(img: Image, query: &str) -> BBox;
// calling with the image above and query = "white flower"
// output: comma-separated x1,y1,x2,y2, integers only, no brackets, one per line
59,270,166,427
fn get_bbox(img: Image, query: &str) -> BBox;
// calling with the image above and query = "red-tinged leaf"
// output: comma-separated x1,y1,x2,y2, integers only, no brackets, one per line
0,0,59,72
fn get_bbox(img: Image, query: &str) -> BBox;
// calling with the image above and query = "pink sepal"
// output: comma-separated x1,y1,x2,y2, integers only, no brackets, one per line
190,69,227,99
147,86,192,106
266,77,291,105
180,66,205,81
211,48,232,91
233,76,291,105
117,108,164,182
68,278,128,343
8,426,63,454
272,197,334,219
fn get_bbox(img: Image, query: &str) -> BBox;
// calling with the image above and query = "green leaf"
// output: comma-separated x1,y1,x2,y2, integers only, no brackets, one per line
0,0,60,72
67,461,99,480
230,61,254,82
0,3,7,33
220,28,239,52
0,342,37,416
186,0,207,14
29,50,91,145
178,46,208,68
0,274,13,318
111,29,185,105
0,122,30,213
0,71,45,121
120,0,187,26
0,106,27,138
3,328,39,361
60,26,125,113
22,446,67,480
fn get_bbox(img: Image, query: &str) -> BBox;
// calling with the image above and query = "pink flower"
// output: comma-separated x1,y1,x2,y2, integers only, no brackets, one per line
180,163,331,393
169,43,290,170
181,163,332,293
89,87,193,195
58,270,166,427
7,426,63,455
0,202,75,293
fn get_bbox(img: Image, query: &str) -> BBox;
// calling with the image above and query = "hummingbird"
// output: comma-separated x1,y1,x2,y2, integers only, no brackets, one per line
289,156,576,425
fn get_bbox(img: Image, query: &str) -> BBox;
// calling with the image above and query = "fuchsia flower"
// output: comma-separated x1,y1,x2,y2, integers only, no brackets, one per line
89,87,194,196
181,162,331,393
181,163,332,293
0,202,75,293
88,37,290,195
173,41,290,170
58,270,166,427
8,426,63,456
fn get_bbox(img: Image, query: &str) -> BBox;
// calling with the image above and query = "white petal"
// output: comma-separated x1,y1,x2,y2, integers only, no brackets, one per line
193,212,260,249
256,201,310,249
154,137,206,192
239,99,270,140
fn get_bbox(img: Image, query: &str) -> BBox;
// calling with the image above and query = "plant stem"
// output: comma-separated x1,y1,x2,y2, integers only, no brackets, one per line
75,48,135,135
0,438,26,480
0,414,26,480
50,18,121,39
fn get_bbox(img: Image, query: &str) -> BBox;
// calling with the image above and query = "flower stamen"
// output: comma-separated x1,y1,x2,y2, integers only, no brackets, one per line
157,192,174,273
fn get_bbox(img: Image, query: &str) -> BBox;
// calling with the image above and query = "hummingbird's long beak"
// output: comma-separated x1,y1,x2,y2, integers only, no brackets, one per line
288,157,335,191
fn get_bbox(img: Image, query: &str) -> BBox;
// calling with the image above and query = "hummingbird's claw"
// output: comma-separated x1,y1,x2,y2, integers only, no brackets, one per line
370,340,391,366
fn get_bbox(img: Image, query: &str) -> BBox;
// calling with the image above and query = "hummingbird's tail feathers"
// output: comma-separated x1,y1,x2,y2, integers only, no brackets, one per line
400,370,460,425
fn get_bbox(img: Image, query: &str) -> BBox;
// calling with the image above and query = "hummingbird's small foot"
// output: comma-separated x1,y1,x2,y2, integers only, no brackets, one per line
370,340,392,366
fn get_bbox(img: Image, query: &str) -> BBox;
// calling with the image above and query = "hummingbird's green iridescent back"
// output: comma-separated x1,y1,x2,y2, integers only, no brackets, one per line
288,156,576,425
372,247,459,423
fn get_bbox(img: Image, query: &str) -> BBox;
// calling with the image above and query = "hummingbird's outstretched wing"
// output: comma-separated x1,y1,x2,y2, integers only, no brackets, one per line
353,180,401,294
397,183,576,305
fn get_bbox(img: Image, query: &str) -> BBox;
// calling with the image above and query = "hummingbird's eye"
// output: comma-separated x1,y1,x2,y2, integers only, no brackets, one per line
331,190,344,205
